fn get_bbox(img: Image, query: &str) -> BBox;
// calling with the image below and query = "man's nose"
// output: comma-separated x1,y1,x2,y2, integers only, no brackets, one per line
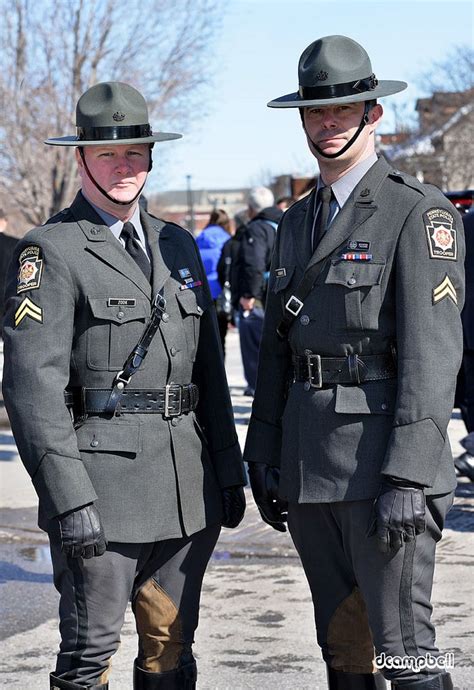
115,156,132,171
321,109,337,128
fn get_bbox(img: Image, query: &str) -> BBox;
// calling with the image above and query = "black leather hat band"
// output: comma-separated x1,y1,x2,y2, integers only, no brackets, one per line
77,124,152,141
299,73,378,100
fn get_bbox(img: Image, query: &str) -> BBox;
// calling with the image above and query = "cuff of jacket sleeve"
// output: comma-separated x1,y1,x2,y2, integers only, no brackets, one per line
243,416,282,468
381,418,446,488
32,453,98,519
213,441,247,488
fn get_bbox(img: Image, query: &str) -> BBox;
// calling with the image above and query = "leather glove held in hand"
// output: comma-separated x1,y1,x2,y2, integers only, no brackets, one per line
58,504,107,559
221,486,246,528
248,462,288,532
368,479,426,554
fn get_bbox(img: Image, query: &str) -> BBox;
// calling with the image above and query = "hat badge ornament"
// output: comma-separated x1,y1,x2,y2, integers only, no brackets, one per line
113,111,125,122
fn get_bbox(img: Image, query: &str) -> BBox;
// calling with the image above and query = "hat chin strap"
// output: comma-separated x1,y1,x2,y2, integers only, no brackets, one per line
79,147,153,207
302,101,371,159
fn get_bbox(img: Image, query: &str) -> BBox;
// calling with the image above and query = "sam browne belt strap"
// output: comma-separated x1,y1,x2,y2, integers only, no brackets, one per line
292,351,396,388
65,383,199,418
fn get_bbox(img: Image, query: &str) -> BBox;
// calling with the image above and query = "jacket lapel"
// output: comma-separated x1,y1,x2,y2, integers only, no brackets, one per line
70,192,152,299
141,212,174,296
292,190,316,271
305,156,391,271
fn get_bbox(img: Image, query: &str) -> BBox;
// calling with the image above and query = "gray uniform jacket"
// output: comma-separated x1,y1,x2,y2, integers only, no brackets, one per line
3,192,245,542
244,157,465,501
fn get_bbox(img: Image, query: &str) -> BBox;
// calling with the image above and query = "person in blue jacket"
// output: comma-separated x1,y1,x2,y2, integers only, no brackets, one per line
196,208,233,353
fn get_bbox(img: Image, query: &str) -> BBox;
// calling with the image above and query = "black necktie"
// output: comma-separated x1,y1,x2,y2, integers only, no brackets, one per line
312,186,333,252
120,222,152,282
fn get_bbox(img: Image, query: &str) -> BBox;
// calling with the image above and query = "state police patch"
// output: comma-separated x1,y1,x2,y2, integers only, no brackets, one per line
17,245,44,293
424,208,457,261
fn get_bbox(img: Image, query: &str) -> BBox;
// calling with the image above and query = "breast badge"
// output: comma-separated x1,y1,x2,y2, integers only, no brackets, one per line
424,209,457,260
17,246,44,293
14,296,43,327
432,275,457,305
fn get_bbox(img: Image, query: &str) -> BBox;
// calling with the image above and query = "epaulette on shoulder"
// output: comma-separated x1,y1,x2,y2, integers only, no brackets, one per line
42,207,72,229
388,169,428,196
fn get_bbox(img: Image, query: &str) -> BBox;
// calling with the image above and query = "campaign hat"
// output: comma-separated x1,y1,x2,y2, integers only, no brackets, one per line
45,81,182,146
268,35,407,108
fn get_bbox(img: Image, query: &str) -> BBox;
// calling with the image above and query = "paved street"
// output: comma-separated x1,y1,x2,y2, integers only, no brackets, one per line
0,330,473,688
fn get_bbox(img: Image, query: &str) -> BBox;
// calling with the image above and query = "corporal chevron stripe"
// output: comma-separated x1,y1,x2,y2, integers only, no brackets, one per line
433,275,457,305
14,296,43,327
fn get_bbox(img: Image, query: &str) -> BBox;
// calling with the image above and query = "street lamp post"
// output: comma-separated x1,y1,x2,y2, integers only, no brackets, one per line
186,174,195,235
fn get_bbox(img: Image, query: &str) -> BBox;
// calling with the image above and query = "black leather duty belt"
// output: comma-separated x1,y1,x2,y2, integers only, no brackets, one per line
64,384,199,418
292,351,397,389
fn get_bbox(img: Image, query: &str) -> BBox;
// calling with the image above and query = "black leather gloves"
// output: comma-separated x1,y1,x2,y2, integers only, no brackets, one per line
369,477,426,554
248,462,288,532
221,486,246,528
58,503,107,559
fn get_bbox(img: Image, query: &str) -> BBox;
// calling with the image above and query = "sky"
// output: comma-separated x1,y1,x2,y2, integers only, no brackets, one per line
149,0,473,193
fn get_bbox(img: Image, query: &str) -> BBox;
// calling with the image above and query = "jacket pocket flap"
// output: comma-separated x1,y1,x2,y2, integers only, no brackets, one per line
271,265,295,293
76,421,141,453
326,261,385,288
335,381,397,415
175,288,205,316
88,297,150,324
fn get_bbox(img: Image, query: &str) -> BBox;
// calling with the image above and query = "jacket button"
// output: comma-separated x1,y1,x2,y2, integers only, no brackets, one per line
90,439,99,447
300,314,310,326
304,382,311,391
381,403,388,411
117,311,125,319
348,277,357,286
170,347,177,356
162,312,169,323
171,417,180,426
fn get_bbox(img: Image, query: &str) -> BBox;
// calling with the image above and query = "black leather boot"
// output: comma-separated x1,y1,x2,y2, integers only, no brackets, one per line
391,672,453,689
50,673,109,689
327,665,387,689
133,658,197,689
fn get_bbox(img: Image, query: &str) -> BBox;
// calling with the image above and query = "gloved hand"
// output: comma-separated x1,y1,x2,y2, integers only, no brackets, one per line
221,486,246,528
368,477,425,554
58,503,107,559
248,462,288,532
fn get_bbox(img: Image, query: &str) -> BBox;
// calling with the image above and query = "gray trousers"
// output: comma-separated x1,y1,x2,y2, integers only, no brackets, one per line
288,493,453,683
49,524,220,686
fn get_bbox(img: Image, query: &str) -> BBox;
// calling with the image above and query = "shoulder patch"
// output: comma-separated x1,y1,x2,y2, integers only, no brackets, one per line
433,275,457,305
424,208,457,261
14,296,43,327
17,245,44,293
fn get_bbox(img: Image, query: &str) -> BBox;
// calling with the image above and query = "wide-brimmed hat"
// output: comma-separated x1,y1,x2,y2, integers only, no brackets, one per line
268,35,407,108
45,81,182,146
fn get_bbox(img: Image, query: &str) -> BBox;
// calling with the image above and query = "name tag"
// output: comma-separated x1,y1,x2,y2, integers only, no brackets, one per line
107,298,136,307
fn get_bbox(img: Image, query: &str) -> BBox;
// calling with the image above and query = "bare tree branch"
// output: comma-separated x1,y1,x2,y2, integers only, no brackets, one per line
0,0,223,227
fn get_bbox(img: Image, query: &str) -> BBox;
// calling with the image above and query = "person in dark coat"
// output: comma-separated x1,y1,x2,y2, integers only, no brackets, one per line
454,209,474,479
0,211,18,335
236,187,283,396
2,82,245,690
196,208,232,354
244,36,464,689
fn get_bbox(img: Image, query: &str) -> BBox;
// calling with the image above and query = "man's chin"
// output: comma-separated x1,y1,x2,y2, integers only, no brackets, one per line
108,190,138,205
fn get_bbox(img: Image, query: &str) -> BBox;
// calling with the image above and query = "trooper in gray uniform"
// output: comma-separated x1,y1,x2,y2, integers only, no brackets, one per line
2,82,246,689
244,36,464,689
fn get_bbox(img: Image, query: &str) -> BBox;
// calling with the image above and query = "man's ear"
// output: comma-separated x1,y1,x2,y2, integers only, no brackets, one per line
75,147,83,168
369,103,384,126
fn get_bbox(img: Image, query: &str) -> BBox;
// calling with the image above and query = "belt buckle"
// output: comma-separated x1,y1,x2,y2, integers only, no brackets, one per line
164,384,182,418
305,352,322,388
285,295,303,317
